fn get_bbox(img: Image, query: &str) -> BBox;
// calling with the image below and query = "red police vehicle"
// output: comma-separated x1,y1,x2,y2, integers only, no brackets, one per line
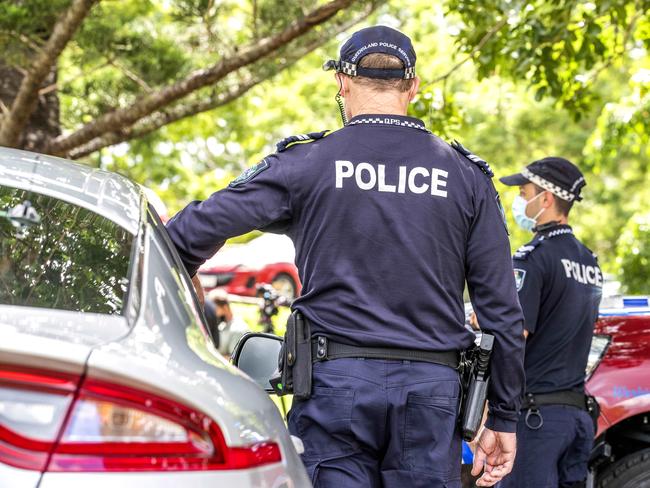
586,295,650,487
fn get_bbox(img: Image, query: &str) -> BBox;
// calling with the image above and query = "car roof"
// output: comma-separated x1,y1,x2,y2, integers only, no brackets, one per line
0,147,141,234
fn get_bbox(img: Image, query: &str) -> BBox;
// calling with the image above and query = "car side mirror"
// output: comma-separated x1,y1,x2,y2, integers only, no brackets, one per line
231,332,283,393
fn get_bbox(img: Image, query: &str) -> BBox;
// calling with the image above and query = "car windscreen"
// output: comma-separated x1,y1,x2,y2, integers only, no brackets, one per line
0,185,134,314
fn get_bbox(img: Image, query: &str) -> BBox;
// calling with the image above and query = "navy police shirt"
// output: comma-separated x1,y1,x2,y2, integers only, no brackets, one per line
513,223,602,394
166,114,525,431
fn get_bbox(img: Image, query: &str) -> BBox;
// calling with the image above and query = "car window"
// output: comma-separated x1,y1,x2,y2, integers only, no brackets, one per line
147,206,207,313
0,185,134,314
145,205,214,341
142,214,222,366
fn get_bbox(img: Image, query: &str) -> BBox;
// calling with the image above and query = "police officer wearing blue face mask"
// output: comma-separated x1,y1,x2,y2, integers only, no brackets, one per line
499,158,603,488
166,25,525,488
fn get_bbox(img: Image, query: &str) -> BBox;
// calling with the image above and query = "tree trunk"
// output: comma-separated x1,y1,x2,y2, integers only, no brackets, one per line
0,60,60,153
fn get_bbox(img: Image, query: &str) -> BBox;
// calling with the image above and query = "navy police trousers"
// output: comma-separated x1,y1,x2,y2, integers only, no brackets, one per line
499,405,594,488
287,358,462,488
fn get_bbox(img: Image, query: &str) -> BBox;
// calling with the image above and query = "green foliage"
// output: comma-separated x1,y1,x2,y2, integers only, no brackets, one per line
447,0,649,115
616,212,650,293
256,0,319,36
0,0,71,37
581,67,650,286
0,0,71,63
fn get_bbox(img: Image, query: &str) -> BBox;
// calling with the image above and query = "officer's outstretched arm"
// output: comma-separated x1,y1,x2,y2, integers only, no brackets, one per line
465,178,526,434
166,154,292,277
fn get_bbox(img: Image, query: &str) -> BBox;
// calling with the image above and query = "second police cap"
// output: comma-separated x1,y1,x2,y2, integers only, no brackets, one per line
323,25,416,80
500,157,586,202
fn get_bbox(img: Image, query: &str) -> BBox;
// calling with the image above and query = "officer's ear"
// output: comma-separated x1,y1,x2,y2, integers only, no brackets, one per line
335,73,349,97
407,76,420,102
542,191,555,209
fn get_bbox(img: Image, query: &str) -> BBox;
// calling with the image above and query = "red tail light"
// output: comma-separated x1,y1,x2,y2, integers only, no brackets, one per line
0,365,281,472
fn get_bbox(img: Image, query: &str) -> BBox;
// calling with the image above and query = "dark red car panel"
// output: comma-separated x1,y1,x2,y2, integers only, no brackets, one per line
587,313,650,436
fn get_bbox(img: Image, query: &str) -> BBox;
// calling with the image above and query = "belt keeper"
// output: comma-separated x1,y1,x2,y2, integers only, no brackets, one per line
524,393,544,430
316,336,328,360
526,392,536,409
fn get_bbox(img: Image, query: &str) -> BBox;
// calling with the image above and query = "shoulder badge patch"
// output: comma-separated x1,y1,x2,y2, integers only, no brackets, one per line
513,236,545,260
276,130,330,152
450,140,494,177
514,268,527,291
229,158,270,188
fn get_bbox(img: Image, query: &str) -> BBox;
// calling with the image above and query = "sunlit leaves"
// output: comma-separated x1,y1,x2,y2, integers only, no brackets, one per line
616,212,650,293
447,0,649,116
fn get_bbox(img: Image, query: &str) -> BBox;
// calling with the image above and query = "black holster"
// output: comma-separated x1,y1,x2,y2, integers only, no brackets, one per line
459,333,494,442
271,311,312,400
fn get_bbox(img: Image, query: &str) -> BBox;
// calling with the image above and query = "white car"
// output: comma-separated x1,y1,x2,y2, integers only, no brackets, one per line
0,147,310,487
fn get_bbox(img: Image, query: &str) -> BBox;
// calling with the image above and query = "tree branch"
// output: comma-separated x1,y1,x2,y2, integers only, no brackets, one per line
69,6,375,159
0,0,99,147
69,79,261,159
421,16,508,89
110,59,152,92
49,0,358,156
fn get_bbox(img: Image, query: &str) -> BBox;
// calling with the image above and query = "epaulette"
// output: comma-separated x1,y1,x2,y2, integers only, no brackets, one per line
513,235,545,260
276,130,331,152
450,140,494,177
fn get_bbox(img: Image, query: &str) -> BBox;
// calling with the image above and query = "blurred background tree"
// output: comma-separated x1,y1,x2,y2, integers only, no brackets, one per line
0,0,648,291
0,0,379,153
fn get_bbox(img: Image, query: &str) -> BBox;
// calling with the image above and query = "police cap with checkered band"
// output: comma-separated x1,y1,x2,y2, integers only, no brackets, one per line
500,157,586,202
322,25,416,80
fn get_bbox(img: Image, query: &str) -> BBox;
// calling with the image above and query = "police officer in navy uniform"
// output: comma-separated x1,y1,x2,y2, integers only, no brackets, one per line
499,158,603,487
166,25,525,488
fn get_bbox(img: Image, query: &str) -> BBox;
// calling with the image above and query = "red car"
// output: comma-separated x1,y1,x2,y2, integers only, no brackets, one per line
586,295,650,487
198,233,301,300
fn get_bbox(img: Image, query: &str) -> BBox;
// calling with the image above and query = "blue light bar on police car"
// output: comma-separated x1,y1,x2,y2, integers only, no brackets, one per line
599,296,650,317
623,297,649,307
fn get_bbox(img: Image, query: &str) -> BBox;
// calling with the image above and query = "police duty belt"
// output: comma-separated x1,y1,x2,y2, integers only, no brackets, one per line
312,336,459,369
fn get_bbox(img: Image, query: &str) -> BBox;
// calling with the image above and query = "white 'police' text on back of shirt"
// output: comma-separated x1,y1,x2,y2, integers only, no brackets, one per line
335,160,448,197
561,258,603,287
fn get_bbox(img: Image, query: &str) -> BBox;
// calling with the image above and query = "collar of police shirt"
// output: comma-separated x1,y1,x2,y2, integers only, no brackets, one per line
346,114,430,133
534,221,574,238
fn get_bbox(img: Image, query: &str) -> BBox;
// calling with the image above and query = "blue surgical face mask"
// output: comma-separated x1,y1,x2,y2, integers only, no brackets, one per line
512,193,546,232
